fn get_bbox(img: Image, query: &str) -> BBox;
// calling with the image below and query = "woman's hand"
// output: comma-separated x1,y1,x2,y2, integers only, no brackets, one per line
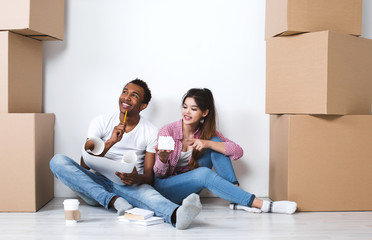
186,139,210,151
155,147,173,163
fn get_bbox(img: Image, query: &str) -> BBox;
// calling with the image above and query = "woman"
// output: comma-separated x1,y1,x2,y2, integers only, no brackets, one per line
154,88,296,214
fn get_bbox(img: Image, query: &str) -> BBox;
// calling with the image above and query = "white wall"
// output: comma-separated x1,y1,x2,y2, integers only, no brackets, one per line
363,0,372,39
43,0,372,198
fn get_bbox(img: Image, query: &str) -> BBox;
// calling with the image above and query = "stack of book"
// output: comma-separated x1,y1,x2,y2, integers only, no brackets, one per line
118,208,165,226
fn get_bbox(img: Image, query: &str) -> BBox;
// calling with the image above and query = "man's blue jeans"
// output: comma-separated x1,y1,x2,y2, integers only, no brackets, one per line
154,137,255,207
50,154,178,224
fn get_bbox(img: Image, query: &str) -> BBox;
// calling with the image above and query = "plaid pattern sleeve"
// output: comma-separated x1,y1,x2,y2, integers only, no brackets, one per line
153,120,183,178
215,131,244,160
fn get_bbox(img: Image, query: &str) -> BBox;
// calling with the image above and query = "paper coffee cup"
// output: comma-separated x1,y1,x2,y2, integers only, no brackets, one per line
63,199,81,224
120,151,137,173
86,137,105,155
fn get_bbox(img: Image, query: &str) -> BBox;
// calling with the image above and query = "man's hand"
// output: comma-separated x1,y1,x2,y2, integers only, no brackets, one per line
110,122,126,143
80,156,90,170
84,140,95,152
115,167,141,185
155,147,173,163
186,139,209,151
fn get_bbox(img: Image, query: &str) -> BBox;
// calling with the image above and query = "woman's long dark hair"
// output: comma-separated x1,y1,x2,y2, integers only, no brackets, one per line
182,88,216,169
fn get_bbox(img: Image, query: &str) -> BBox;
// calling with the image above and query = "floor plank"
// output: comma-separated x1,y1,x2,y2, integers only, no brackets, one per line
1,197,372,240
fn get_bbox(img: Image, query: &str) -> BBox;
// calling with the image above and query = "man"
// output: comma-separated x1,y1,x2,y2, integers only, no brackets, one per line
50,79,201,230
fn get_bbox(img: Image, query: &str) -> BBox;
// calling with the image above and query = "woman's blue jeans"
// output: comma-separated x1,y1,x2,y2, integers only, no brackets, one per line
50,154,178,224
154,137,255,207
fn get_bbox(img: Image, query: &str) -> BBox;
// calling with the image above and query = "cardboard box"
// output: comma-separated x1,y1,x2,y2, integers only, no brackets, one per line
269,114,372,211
0,31,42,113
0,0,64,41
0,113,55,212
265,0,362,39
266,31,372,115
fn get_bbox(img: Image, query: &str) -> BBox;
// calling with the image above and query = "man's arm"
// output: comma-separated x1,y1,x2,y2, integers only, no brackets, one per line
115,151,155,185
81,122,126,168
80,156,90,169
140,152,155,184
83,138,118,157
89,122,126,157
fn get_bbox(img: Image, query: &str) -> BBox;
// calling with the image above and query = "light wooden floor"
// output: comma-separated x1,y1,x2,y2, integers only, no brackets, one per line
1,197,372,240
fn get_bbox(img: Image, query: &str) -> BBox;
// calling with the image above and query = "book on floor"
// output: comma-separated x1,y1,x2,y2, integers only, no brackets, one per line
118,216,165,226
124,207,154,220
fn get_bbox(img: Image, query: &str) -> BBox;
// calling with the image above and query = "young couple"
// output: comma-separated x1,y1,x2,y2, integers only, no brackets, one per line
50,79,296,230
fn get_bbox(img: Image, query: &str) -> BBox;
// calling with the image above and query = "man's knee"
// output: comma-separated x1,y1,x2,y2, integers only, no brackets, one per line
137,184,153,191
135,184,165,199
50,154,72,172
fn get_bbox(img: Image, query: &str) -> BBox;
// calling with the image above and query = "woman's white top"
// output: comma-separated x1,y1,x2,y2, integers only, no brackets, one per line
177,150,192,167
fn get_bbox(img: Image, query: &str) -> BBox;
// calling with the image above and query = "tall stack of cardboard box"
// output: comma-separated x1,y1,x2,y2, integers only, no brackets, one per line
0,0,64,212
265,0,372,211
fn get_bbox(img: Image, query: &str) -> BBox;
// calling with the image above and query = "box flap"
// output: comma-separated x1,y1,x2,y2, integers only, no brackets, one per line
35,114,55,211
8,32,42,113
0,114,36,212
288,115,372,211
0,31,10,113
327,32,372,114
0,0,30,30
265,0,288,39
266,32,329,114
269,115,289,200
29,0,64,40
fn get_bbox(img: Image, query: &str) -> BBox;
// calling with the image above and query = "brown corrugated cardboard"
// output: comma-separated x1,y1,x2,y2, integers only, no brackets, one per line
269,115,372,211
265,0,362,39
0,113,55,212
266,31,372,115
0,0,64,41
0,31,42,113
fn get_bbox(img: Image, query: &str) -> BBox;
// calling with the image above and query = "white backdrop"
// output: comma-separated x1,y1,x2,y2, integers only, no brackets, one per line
43,0,372,197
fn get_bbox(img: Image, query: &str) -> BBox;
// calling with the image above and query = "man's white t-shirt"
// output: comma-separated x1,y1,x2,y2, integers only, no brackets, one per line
86,112,158,174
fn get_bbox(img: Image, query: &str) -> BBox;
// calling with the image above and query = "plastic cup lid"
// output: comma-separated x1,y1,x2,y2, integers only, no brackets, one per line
63,199,80,205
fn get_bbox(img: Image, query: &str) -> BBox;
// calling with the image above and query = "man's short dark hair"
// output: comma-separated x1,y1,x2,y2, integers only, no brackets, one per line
126,78,152,104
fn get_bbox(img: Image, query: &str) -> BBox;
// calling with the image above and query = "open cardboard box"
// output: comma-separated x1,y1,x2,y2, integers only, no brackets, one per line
266,31,372,115
0,0,64,41
265,0,362,39
0,31,42,113
0,113,55,212
269,114,372,211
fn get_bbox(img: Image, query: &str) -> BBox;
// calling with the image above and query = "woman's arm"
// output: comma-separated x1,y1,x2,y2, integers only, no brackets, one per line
215,131,243,160
154,145,171,178
187,131,243,160
153,123,179,178
187,139,226,154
